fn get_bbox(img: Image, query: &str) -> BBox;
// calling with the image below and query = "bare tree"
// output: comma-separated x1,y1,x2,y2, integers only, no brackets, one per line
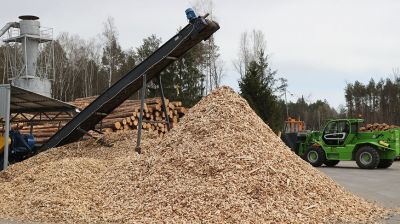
53,32,71,101
86,38,102,95
393,67,400,77
102,17,119,88
192,0,224,94
192,0,214,19
234,29,267,78
234,32,250,78
52,33,103,101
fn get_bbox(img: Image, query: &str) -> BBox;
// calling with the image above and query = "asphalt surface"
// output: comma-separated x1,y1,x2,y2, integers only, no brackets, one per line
318,161,400,223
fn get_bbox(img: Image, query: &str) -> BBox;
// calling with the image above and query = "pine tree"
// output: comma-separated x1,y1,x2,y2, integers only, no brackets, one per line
162,43,206,107
134,34,207,107
134,35,161,63
238,50,284,131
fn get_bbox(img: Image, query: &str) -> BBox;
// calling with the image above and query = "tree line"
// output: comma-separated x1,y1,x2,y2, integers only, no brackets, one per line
0,21,343,132
345,74,400,125
0,16,223,107
0,10,345,133
285,97,339,130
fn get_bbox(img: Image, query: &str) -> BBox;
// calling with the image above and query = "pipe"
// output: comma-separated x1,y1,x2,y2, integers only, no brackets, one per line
0,22,19,38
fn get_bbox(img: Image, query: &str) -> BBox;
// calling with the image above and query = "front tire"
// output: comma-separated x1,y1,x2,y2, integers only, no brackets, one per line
355,146,380,169
377,159,394,169
304,147,326,167
324,160,340,167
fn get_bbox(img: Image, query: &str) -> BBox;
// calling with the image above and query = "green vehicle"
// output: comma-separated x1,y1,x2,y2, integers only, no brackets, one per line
282,118,400,169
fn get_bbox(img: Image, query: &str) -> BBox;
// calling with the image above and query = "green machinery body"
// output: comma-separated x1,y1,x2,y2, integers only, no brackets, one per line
282,118,400,169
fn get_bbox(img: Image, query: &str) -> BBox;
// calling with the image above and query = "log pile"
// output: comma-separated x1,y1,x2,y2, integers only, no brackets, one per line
71,96,187,138
20,125,63,145
359,123,400,132
0,87,387,223
13,97,187,144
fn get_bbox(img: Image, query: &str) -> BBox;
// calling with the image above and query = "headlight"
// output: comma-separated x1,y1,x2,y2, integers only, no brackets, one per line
379,140,389,147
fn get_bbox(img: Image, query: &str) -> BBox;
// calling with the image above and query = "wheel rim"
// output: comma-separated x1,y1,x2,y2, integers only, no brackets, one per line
308,151,319,163
360,152,372,165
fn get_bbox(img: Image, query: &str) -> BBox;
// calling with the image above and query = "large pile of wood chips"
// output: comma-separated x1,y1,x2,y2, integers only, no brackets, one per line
0,87,388,223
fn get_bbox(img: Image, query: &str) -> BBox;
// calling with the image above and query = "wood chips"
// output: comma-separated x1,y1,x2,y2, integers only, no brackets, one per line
0,87,389,223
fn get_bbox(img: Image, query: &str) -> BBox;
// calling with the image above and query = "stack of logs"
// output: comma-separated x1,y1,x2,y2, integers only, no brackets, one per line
20,124,63,145
71,96,187,137
359,123,400,132
16,97,187,144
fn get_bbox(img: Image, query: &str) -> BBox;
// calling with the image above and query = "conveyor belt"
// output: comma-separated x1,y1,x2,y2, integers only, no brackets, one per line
41,17,219,150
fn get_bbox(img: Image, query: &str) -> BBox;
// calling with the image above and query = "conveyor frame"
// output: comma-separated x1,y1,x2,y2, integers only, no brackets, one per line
41,16,219,151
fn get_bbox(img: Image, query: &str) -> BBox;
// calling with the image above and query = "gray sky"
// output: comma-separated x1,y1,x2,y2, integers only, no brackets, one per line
2,0,400,108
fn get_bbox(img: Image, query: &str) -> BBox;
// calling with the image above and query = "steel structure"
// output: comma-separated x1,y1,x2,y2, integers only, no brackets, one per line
0,15,54,97
0,84,77,169
41,15,220,151
0,85,11,169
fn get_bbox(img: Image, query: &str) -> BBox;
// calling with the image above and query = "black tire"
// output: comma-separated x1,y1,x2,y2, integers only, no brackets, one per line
355,146,380,169
377,159,394,169
304,147,326,167
324,160,340,167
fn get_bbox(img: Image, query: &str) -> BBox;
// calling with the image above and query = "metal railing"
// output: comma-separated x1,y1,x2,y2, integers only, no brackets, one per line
3,26,55,81
40,27,53,40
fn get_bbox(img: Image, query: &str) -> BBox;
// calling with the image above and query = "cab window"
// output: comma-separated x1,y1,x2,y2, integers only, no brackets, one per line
337,121,350,134
351,123,358,134
324,122,337,135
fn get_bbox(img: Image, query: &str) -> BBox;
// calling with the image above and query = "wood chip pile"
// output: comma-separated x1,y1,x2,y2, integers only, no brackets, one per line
14,97,186,143
359,123,399,132
0,87,387,223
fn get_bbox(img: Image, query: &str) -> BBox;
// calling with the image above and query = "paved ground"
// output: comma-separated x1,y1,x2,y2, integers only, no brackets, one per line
318,161,400,223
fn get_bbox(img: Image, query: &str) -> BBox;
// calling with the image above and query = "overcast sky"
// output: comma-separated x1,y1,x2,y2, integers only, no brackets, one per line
2,0,400,108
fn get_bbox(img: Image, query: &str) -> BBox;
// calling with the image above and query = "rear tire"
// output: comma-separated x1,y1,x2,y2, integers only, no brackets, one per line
304,147,326,167
324,160,340,167
377,159,394,169
355,146,380,169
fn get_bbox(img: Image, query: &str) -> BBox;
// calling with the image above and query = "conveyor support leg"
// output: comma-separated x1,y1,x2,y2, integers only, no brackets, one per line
158,76,170,131
135,74,147,154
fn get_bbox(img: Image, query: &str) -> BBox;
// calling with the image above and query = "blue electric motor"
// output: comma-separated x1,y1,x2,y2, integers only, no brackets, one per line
9,130,35,154
25,134,36,149
185,8,197,23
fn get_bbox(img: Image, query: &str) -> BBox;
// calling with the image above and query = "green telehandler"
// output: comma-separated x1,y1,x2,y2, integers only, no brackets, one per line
281,118,400,169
